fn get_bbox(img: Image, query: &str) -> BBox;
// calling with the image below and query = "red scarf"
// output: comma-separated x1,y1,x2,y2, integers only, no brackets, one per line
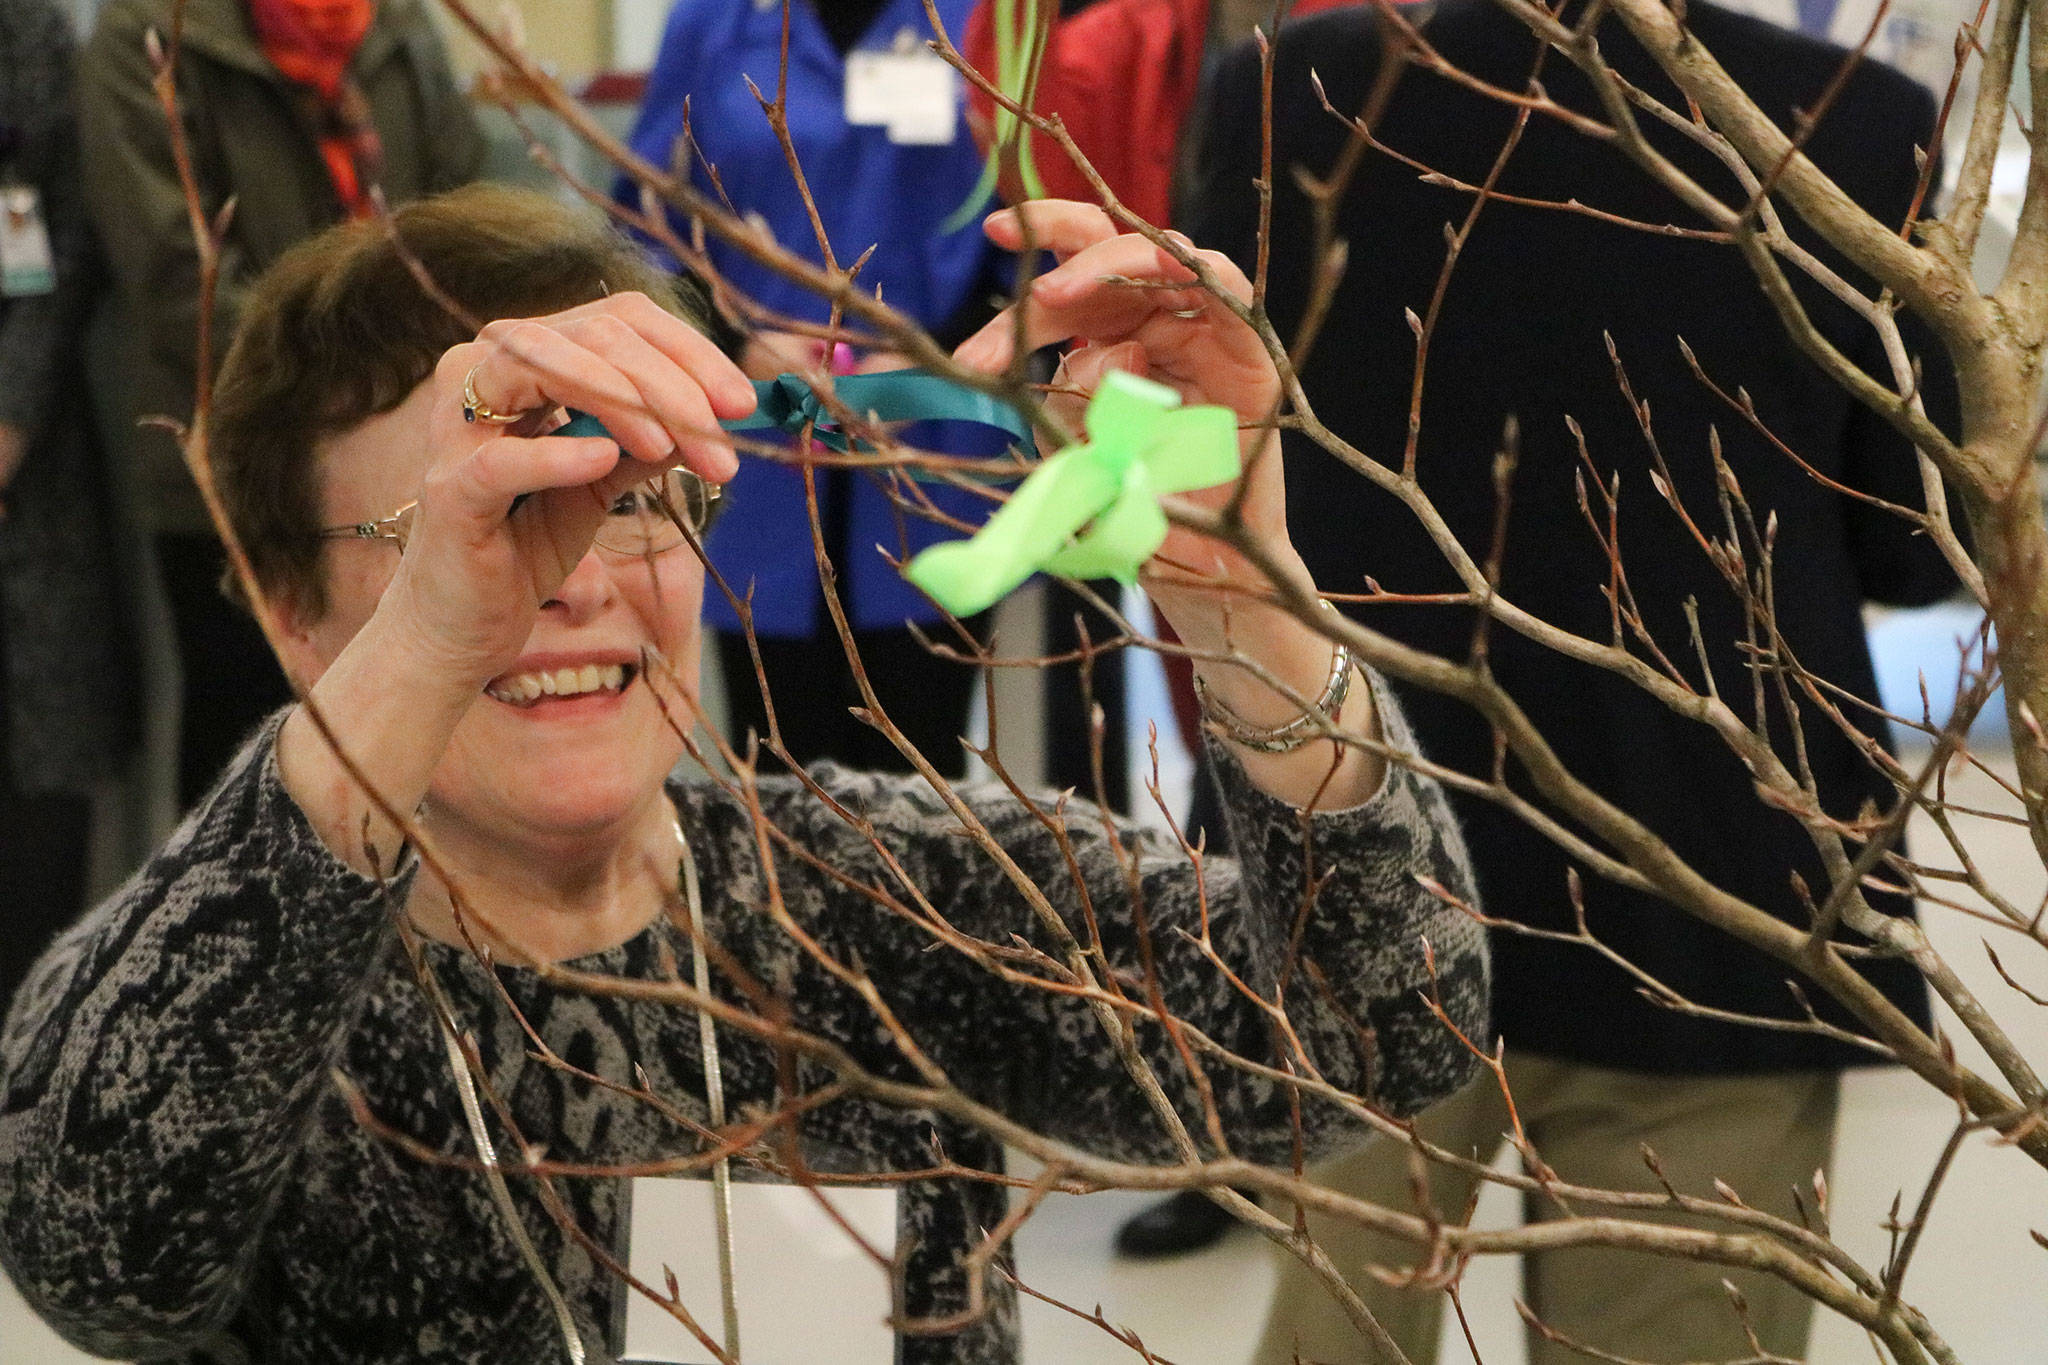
246,0,382,218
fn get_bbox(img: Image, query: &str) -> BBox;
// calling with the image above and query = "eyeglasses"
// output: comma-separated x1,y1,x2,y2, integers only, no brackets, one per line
317,468,724,557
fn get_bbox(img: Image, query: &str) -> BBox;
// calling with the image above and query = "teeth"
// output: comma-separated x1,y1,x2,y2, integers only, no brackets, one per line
486,663,631,706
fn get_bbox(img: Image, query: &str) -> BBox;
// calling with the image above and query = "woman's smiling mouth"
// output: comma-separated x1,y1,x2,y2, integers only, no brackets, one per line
485,662,636,707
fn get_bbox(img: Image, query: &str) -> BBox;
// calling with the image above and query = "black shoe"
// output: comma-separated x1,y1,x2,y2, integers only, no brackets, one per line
1113,1189,1244,1259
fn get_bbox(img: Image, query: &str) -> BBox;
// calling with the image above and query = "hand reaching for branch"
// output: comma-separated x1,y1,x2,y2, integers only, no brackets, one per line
955,200,1290,583
955,201,1280,437
955,201,1382,808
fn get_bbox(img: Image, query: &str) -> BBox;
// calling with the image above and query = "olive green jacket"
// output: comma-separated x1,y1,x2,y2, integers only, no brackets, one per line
78,0,485,533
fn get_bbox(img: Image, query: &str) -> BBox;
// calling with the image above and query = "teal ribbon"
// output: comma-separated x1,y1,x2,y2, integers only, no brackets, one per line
558,369,1033,457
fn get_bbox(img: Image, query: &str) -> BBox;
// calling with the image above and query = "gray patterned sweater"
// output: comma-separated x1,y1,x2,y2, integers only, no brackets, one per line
1,694,1485,1365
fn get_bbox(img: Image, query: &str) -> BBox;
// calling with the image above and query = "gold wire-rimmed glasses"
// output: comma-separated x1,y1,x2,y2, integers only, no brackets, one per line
316,468,724,557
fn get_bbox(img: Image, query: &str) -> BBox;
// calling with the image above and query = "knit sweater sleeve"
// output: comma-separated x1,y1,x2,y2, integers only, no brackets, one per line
0,717,414,1358
723,670,1487,1169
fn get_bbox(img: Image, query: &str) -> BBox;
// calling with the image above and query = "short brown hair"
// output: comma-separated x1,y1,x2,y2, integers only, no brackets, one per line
211,183,716,620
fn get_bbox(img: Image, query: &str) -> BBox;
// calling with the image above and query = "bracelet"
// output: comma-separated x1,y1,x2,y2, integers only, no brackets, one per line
1193,606,1356,754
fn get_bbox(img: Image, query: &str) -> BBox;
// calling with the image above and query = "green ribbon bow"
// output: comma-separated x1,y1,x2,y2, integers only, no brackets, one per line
904,370,1241,617
558,369,1033,457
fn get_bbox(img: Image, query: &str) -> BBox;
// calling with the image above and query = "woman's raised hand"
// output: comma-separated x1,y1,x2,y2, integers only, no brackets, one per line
381,291,755,682
951,201,1290,582
951,204,1381,806
954,202,1279,419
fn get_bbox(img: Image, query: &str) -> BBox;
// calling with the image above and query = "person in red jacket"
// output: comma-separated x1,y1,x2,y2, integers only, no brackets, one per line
961,0,1366,225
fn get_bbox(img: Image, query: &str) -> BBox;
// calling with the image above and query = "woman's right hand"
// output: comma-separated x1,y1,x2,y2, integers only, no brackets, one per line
276,292,752,879
374,291,755,687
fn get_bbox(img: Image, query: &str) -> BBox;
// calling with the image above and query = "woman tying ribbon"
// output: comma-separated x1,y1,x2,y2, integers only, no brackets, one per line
0,184,1486,1363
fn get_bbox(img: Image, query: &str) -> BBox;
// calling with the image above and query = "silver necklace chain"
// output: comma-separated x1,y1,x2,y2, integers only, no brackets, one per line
676,817,741,1361
439,1021,590,1365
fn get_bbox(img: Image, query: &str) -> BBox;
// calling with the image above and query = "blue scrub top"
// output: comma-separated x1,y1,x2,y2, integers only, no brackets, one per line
622,0,1007,634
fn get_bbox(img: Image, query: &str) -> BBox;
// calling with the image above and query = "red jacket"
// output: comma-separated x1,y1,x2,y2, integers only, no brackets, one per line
965,0,1208,223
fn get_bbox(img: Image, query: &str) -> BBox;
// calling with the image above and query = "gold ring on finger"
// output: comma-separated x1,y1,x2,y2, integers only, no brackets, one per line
462,362,530,425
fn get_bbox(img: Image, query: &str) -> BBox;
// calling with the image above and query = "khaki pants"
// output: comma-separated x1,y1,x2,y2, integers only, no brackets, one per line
1253,1053,1841,1365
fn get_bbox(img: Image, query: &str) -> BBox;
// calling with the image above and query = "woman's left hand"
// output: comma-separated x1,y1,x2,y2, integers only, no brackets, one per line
952,200,1289,589
955,203,1383,807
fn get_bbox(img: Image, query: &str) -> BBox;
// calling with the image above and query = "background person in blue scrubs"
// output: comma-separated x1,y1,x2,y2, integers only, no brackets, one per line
620,0,1014,779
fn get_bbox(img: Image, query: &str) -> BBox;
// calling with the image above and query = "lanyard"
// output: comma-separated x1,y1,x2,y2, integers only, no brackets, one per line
673,817,741,1362
432,821,735,1365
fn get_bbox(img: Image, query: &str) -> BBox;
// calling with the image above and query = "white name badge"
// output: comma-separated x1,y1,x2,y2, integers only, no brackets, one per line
0,184,55,299
619,1177,901,1364
845,47,959,147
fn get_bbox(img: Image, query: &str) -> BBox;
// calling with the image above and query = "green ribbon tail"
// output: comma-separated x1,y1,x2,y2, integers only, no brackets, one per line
906,451,1118,616
945,0,1049,229
940,158,1004,235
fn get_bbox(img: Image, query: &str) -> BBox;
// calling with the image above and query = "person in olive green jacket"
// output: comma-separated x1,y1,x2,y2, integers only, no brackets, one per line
78,0,484,807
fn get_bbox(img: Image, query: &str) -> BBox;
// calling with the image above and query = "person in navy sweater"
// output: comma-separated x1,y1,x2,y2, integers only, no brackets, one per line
1177,2,1961,1359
